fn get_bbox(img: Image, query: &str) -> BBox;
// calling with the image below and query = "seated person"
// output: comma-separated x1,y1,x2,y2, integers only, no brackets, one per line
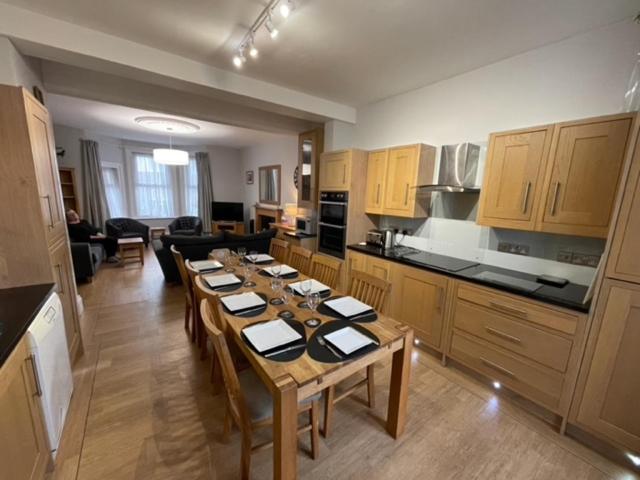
66,210,119,263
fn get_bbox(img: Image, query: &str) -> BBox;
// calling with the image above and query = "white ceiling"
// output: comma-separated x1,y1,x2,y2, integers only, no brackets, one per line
47,94,291,148
3,0,638,105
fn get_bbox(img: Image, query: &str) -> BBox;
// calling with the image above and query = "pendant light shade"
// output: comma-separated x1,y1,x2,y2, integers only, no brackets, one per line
153,148,189,165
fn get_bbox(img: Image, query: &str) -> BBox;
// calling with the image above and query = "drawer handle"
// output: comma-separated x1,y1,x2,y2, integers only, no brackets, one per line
485,326,522,344
550,181,561,216
521,181,531,214
480,357,516,379
488,301,528,318
27,354,43,397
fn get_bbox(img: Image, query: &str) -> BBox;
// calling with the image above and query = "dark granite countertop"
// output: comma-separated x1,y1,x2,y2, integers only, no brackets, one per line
0,283,55,367
348,244,590,313
283,231,318,239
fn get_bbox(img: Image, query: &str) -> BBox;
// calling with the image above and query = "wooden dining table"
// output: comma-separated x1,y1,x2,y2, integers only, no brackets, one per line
198,258,414,480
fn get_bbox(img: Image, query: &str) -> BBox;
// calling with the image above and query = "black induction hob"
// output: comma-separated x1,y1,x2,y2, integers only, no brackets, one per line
401,251,479,272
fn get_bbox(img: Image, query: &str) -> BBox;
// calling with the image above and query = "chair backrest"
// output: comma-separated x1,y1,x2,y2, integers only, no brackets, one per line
170,245,192,295
269,238,290,264
310,254,342,289
200,299,250,434
347,269,392,312
288,245,313,275
193,275,228,332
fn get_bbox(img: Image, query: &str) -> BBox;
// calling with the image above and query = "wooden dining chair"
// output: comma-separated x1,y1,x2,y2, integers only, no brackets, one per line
185,261,208,358
322,269,392,438
287,245,313,275
171,245,195,342
200,299,321,479
269,238,290,264
309,253,342,289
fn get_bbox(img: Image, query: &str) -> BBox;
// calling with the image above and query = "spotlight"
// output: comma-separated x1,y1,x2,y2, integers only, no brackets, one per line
626,453,640,467
280,0,294,18
266,16,279,39
493,381,501,390
233,48,246,68
249,38,259,58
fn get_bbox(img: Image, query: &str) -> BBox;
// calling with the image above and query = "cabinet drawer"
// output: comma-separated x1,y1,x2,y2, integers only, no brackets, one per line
457,283,578,335
453,300,573,372
450,332,564,410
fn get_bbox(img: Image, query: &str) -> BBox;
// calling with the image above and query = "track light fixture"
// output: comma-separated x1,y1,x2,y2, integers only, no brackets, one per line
232,0,297,68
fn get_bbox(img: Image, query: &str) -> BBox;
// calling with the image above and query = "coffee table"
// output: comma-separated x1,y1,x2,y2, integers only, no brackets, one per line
149,227,166,241
118,237,144,266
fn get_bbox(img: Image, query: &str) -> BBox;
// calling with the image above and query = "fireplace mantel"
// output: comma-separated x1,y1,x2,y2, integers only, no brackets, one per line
254,205,283,231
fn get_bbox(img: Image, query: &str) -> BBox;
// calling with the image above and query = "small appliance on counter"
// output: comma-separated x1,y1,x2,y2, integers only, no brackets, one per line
366,228,396,249
295,213,316,235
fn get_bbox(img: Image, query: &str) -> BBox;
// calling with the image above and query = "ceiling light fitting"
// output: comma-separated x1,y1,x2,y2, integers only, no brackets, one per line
153,135,189,166
134,116,200,134
232,0,296,68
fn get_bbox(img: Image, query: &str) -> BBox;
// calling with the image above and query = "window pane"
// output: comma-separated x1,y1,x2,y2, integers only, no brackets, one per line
133,153,175,218
102,166,125,218
184,159,198,216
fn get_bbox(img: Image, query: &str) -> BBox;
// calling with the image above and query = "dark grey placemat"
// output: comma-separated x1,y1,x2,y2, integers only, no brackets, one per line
317,296,378,323
241,319,306,362
307,320,379,364
222,292,268,318
204,274,245,293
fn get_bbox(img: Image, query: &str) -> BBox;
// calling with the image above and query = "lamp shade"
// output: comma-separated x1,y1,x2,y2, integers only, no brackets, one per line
153,148,189,166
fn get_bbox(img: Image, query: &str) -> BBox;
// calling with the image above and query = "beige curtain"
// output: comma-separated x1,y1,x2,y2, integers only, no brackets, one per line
81,139,110,228
196,152,214,232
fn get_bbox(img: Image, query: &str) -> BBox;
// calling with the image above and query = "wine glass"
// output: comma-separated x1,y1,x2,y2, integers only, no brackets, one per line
237,247,247,265
306,291,321,321
300,278,312,308
271,263,282,278
249,250,258,264
223,250,234,273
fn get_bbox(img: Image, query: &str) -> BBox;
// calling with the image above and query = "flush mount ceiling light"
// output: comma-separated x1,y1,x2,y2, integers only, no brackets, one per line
232,0,296,68
134,116,200,134
153,136,189,166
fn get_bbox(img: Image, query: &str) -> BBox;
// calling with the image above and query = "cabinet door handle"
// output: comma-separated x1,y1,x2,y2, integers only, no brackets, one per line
488,301,528,318
55,264,64,294
521,181,531,213
480,357,516,379
376,184,380,204
42,195,54,228
550,181,561,216
342,165,346,184
485,326,522,344
404,184,409,205
27,354,43,397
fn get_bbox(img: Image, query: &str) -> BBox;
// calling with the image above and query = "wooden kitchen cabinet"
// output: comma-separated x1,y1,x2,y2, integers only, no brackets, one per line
364,149,388,214
297,128,323,209
606,125,640,284
50,237,81,355
391,263,449,349
366,256,393,282
0,337,51,480
319,150,351,191
538,115,632,238
571,280,640,452
346,250,368,278
477,126,553,230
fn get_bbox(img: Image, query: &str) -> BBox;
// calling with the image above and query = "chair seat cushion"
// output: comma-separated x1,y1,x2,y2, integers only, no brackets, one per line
238,369,321,423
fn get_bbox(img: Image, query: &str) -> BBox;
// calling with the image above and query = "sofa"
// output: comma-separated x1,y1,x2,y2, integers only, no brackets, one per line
168,216,203,236
153,229,277,283
70,242,105,282
106,217,150,246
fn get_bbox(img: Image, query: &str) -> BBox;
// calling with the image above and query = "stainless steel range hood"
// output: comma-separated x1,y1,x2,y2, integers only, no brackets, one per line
415,142,481,193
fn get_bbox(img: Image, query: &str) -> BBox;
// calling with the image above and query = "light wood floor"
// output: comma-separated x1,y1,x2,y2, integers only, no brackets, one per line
48,249,639,480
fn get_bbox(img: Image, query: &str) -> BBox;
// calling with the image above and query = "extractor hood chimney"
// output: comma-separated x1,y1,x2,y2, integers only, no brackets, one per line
416,142,481,193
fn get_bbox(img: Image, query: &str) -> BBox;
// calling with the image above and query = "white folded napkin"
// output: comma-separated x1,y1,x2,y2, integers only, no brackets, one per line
263,264,298,276
204,273,242,289
220,292,266,312
324,327,375,355
324,296,374,317
246,253,274,263
242,319,302,352
288,279,331,295
190,259,223,271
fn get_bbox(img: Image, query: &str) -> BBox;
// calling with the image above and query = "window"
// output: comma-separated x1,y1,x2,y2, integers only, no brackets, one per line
131,152,175,218
101,162,126,218
184,158,199,216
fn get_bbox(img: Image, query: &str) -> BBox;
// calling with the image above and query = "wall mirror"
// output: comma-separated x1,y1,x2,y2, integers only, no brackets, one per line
259,164,281,205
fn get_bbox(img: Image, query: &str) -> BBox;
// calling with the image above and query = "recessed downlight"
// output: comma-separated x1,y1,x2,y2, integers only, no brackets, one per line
134,116,200,134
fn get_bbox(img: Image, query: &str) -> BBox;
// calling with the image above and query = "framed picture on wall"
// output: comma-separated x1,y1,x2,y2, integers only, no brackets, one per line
246,170,254,184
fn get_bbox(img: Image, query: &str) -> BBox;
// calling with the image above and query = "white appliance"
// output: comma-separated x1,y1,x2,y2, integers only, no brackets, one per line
26,292,73,459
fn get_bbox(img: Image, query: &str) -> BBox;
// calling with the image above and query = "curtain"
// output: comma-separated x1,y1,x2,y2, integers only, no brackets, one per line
132,153,174,218
195,152,214,232
81,139,110,228
102,166,125,217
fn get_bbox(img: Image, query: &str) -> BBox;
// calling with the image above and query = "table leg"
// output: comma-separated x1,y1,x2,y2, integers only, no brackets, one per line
386,328,413,438
273,376,298,480
140,244,144,265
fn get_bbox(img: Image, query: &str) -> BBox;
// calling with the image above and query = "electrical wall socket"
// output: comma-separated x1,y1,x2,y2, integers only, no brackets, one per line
497,242,530,256
557,250,600,267
558,251,573,263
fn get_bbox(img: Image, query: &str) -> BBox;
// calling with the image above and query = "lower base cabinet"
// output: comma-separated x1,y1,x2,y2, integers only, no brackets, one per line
0,338,51,480
571,280,640,452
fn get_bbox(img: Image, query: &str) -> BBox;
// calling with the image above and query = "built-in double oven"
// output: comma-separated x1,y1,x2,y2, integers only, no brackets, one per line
318,191,348,259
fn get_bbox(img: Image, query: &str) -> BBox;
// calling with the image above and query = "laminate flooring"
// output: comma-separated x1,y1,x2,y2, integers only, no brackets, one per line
47,249,639,480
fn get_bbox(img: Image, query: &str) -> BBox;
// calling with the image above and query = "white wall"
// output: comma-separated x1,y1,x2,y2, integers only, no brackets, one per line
351,19,640,286
240,135,299,229
0,36,44,93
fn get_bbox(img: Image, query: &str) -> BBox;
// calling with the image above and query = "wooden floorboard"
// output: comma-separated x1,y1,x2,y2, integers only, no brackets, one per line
47,249,639,480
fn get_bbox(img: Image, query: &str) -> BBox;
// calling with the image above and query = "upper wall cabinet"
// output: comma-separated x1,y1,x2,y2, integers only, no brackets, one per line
365,143,436,218
297,128,324,208
319,150,352,191
538,115,632,238
477,126,553,231
477,113,635,238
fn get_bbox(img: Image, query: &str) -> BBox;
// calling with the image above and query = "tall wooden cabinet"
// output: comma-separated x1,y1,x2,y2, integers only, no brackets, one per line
297,128,323,209
0,85,82,361
478,113,634,238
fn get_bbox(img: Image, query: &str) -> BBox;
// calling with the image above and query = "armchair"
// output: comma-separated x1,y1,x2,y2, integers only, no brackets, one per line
105,217,150,246
168,216,203,236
